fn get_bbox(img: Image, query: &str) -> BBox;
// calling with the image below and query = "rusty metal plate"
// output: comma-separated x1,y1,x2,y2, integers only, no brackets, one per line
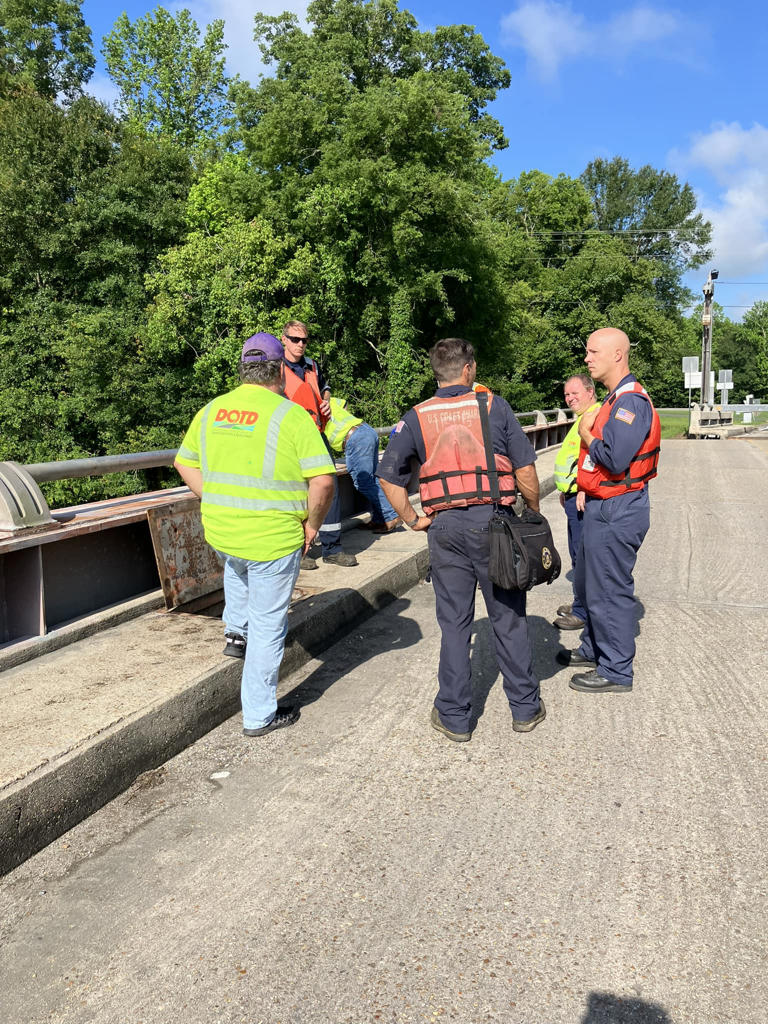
146,497,223,610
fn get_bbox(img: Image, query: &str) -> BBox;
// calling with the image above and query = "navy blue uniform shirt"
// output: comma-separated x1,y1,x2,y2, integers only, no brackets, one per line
377,386,536,487
589,374,653,475
284,355,330,394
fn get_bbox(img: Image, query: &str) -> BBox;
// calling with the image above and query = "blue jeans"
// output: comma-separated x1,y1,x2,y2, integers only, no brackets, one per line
344,423,399,523
317,433,342,556
218,547,301,729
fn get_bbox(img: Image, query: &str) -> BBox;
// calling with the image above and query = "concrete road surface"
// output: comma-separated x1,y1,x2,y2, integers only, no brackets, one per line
1,439,767,1024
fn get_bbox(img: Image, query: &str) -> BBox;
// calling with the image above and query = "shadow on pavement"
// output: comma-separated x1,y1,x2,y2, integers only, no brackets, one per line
281,595,423,710
581,991,674,1023
466,613,560,727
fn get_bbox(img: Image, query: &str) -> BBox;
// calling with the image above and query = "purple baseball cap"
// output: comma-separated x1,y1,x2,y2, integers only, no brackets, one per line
241,332,284,362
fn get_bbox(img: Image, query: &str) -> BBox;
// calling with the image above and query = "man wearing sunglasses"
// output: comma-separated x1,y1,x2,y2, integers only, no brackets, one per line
281,320,358,569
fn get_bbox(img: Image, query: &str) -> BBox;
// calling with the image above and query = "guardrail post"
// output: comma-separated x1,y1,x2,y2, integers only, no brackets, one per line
0,462,55,533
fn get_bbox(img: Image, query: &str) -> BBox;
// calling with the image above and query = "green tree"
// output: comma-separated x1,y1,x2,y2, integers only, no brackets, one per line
731,301,768,400
103,6,231,149
150,0,514,421
580,156,712,309
0,0,93,99
0,89,193,500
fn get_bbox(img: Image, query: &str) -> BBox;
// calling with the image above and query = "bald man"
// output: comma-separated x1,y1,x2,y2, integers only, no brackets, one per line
557,328,660,694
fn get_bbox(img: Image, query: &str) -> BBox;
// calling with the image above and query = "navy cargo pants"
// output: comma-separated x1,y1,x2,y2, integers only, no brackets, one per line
574,488,650,687
427,505,541,731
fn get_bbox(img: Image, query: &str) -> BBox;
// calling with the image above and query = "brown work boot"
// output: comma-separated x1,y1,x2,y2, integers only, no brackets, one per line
323,552,358,567
372,517,402,533
430,706,471,742
512,699,546,733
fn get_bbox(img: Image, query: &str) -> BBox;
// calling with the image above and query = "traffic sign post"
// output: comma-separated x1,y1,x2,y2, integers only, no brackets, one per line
682,357,699,410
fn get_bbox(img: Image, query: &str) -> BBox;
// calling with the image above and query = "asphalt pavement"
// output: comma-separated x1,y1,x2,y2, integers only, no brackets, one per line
1,438,767,1024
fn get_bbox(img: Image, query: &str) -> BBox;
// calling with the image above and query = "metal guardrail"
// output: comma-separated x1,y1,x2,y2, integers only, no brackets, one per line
2,407,574,649
23,409,574,484
25,450,179,483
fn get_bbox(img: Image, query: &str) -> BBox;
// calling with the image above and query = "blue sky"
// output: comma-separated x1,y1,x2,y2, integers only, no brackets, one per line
81,0,768,316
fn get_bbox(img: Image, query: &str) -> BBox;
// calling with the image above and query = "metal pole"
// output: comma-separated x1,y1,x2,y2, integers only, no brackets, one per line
701,270,717,405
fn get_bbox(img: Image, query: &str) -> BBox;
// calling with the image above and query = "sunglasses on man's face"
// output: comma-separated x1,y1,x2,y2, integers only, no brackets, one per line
285,334,309,345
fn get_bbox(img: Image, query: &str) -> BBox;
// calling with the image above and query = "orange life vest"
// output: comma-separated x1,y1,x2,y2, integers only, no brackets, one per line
283,359,329,431
414,392,517,515
577,380,661,498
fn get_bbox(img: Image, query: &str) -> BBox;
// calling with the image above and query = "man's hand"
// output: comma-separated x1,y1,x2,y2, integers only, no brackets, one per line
319,391,331,418
577,407,599,447
576,490,586,513
410,514,433,531
378,479,431,529
303,521,319,554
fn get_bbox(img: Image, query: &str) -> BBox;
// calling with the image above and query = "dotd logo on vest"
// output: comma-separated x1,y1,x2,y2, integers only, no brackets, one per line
214,408,259,432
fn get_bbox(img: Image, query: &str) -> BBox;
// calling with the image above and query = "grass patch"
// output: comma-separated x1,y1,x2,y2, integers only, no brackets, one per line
659,410,768,439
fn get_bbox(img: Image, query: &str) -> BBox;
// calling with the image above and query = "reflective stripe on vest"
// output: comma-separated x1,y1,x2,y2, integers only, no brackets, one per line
553,403,600,494
200,396,310,516
283,360,329,430
576,382,661,498
324,397,363,453
414,393,517,515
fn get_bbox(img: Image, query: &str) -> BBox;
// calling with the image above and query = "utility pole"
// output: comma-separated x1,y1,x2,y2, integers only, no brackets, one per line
701,269,718,405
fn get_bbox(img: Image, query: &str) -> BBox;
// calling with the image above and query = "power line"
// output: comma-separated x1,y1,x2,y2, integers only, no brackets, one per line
525,229,698,237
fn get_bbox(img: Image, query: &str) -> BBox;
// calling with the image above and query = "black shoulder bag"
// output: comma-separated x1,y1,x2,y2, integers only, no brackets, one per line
476,391,561,591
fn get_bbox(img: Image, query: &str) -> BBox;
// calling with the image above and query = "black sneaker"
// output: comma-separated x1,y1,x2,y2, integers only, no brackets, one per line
243,705,300,736
223,633,246,659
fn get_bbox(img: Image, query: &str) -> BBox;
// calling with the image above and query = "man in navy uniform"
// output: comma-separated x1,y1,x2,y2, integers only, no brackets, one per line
377,337,545,740
560,327,661,694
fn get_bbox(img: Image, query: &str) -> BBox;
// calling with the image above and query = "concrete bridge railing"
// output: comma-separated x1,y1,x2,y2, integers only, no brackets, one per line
0,408,576,650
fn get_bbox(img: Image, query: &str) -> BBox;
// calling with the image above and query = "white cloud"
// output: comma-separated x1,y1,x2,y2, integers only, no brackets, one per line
500,2,591,81
84,71,120,109
178,0,308,84
672,123,768,278
500,1,686,81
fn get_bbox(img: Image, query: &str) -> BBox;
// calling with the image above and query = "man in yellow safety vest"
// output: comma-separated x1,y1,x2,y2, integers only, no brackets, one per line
324,397,401,532
552,373,599,630
174,333,336,736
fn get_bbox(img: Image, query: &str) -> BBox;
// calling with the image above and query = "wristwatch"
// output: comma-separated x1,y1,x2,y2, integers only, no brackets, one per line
405,513,419,528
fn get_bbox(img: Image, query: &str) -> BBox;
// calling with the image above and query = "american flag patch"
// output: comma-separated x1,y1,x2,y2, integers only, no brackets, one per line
615,407,635,425
394,420,405,433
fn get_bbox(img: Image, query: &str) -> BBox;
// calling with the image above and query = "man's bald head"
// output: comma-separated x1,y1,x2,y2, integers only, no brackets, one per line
584,327,631,389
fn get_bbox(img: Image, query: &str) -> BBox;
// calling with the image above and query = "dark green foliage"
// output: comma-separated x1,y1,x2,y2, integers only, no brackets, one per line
1,0,764,510
0,0,94,100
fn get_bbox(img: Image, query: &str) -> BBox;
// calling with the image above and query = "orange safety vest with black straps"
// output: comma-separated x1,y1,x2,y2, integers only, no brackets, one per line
414,392,517,515
577,380,661,498
283,359,329,431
